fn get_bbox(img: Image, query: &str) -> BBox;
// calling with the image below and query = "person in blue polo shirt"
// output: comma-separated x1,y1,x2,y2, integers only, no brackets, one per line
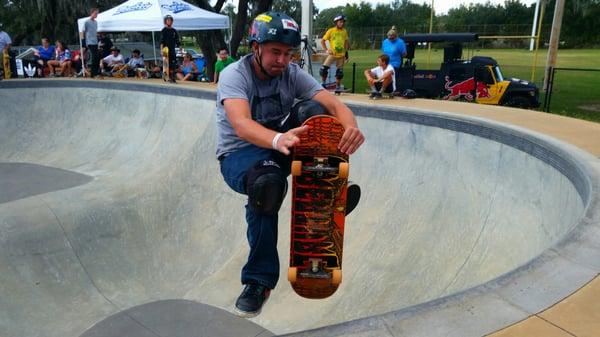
381,26,406,92
34,38,55,77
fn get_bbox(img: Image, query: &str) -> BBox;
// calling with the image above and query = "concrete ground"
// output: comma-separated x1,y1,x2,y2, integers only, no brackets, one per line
0,78,598,337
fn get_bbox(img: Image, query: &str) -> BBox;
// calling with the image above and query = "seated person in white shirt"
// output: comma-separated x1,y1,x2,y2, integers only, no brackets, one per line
125,49,146,77
100,46,124,75
363,54,396,99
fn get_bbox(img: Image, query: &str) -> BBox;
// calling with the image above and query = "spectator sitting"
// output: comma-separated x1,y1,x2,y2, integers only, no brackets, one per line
176,52,198,81
125,49,146,77
100,46,124,76
70,49,81,76
73,46,91,77
364,54,395,99
212,47,235,84
33,37,55,77
47,41,72,77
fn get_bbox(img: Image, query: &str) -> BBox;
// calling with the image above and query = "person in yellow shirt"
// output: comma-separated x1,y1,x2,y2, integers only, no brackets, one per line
320,14,349,90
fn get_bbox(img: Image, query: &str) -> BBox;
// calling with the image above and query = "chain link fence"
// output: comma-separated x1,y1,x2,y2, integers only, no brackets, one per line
543,67,600,122
314,24,553,50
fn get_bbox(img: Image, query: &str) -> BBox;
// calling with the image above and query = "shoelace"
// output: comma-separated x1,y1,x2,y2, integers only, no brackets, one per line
243,284,266,296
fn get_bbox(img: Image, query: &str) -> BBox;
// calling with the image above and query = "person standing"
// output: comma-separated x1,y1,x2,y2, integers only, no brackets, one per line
81,8,100,78
160,14,181,83
381,26,406,92
319,14,349,90
216,11,364,318
0,26,12,79
212,47,235,84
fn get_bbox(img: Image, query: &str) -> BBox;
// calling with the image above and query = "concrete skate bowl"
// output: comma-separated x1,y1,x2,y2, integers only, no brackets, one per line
1,80,599,337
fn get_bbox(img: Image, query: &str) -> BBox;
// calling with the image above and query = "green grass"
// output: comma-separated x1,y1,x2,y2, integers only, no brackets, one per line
341,48,600,123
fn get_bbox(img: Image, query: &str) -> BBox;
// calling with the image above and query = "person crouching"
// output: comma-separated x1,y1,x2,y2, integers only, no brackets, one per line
364,54,396,99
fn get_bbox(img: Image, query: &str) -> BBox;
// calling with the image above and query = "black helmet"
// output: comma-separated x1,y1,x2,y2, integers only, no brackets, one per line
248,11,301,48
333,14,346,23
401,89,418,99
164,14,173,23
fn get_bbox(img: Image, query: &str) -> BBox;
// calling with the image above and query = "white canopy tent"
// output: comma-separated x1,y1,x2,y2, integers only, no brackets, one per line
77,0,230,63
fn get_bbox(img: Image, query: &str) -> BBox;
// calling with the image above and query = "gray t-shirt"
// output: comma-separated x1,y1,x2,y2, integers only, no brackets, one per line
0,31,11,51
216,54,323,158
84,19,98,45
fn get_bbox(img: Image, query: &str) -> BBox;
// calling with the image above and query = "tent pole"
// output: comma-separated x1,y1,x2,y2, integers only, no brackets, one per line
152,31,157,67
79,35,85,77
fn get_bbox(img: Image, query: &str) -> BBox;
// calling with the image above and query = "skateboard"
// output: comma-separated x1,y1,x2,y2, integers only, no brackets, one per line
162,46,169,81
288,115,349,299
2,49,11,79
333,88,350,96
369,92,394,100
323,82,350,96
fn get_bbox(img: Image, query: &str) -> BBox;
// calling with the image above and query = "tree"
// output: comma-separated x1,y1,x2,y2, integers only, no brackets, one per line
0,0,121,45
189,0,274,79
272,0,302,23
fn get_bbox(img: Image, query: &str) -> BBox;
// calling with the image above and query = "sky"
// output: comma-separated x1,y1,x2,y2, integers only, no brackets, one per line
312,0,539,15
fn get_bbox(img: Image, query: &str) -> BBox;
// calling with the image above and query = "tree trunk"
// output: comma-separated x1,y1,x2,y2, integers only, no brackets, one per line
230,0,250,59
189,0,227,80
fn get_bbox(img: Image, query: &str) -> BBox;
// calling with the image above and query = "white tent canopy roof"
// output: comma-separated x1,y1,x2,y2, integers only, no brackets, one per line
77,0,229,32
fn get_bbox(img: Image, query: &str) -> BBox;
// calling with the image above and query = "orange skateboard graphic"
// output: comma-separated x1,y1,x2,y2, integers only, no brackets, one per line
288,115,349,299
162,46,169,81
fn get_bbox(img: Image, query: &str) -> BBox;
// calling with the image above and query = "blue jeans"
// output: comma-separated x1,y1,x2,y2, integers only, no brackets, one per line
219,145,291,289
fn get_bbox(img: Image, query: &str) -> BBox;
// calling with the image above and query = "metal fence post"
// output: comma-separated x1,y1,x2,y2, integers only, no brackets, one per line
352,62,356,93
545,67,556,112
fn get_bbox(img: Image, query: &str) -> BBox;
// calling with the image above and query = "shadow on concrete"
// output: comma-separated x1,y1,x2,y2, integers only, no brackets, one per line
0,163,93,204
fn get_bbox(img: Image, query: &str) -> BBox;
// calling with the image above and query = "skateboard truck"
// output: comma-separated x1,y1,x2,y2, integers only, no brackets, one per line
298,258,330,279
293,157,349,179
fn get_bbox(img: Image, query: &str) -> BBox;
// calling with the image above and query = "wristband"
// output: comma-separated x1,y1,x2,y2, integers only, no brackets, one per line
272,133,283,150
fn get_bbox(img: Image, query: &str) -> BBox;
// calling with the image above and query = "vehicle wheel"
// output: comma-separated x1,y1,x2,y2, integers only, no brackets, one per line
288,267,298,283
291,160,302,176
338,162,349,179
505,96,531,109
332,269,342,286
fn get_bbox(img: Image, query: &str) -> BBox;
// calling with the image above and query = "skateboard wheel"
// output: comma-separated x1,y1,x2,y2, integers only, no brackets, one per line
291,160,302,176
332,269,342,286
338,162,349,179
288,267,298,284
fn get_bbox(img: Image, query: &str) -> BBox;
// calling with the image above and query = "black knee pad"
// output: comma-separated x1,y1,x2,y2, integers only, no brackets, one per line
319,65,329,77
291,99,329,126
246,160,288,215
335,68,344,80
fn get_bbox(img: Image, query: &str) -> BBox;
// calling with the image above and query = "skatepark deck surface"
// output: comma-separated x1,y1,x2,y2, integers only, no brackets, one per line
0,79,599,337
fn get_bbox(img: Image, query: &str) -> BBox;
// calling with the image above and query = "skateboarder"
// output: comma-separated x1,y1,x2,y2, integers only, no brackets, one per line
216,11,364,318
160,14,181,83
320,14,349,91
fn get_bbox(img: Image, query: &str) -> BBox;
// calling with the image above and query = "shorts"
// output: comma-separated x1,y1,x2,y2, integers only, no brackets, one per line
375,81,393,93
323,55,345,68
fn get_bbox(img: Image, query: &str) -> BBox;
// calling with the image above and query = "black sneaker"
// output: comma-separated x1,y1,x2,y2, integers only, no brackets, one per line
234,283,271,318
346,183,361,215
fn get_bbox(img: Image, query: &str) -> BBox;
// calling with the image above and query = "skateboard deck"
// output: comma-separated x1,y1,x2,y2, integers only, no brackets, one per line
2,49,11,79
369,92,394,99
323,82,349,95
288,115,349,299
162,47,169,81
333,88,350,96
